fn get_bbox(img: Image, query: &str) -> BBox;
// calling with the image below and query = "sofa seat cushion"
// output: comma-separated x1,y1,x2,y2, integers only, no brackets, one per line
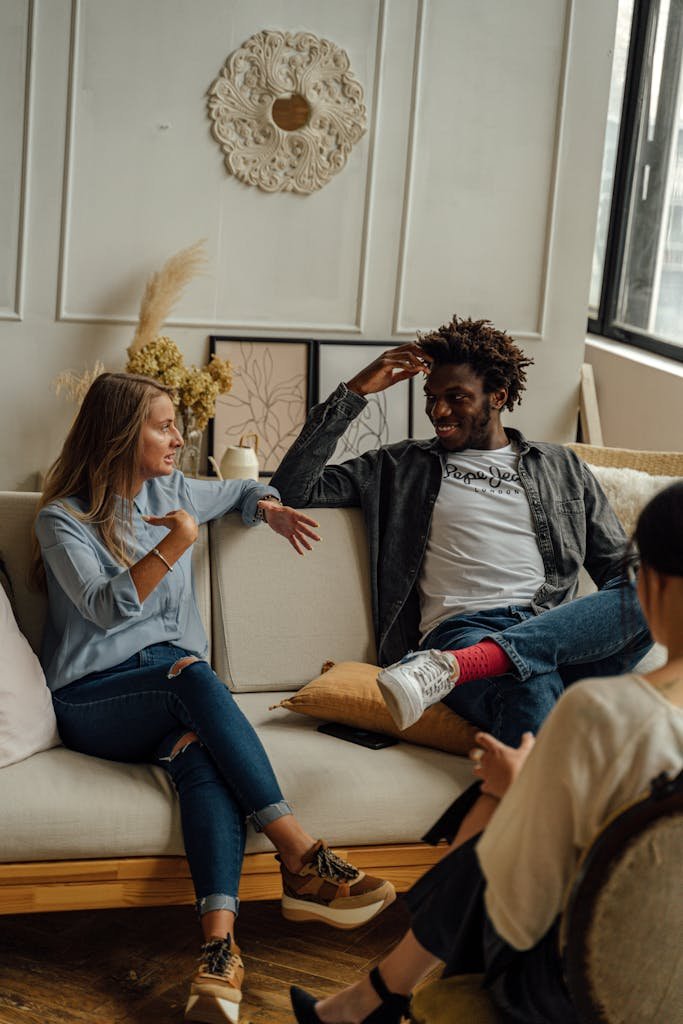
0,692,473,863
0,745,184,862
237,692,474,850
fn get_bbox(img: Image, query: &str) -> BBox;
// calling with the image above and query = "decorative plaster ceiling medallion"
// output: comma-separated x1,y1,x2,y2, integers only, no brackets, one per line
208,30,367,194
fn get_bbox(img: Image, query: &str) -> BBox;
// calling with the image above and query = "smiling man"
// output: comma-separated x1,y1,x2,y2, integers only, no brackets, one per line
271,316,652,759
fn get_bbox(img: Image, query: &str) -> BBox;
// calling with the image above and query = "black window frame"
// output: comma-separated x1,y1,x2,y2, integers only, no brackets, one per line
588,0,683,364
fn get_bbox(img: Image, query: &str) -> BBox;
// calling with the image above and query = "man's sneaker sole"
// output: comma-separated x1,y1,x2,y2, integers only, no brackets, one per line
185,992,240,1024
281,884,396,929
376,671,422,730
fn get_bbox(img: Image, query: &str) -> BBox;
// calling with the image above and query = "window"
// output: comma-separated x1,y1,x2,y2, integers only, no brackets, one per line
589,0,683,361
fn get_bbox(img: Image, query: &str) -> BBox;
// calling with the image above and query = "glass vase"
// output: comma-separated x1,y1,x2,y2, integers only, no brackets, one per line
178,407,203,478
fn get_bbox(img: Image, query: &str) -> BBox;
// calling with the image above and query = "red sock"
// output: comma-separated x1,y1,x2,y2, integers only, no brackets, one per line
447,640,513,685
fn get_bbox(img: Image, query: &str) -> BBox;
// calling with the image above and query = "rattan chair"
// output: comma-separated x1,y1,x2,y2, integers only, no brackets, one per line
567,442,683,477
561,769,683,1023
410,771,683,1024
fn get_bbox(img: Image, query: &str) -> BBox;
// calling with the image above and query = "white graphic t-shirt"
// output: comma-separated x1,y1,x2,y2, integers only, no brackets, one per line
418,443,546,639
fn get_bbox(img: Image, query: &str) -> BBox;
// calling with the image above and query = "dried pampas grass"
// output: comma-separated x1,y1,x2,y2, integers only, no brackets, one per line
53,361,106,406
128,239,206,357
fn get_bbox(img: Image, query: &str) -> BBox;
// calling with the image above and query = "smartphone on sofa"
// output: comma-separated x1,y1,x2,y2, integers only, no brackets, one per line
316,722,399,750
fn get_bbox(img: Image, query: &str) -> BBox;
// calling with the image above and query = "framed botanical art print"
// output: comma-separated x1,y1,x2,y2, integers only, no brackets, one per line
316,342,413,464
209,337,314,477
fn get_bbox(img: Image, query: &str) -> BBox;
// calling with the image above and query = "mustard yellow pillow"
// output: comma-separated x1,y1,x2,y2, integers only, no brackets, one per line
272,661,477,756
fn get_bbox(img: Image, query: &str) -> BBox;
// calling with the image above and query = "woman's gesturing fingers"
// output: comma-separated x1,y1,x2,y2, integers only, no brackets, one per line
468,730,536,799
142,509,199,545
263,505,321,555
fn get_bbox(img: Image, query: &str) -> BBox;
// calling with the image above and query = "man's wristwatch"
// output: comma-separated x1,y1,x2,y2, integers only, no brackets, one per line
255,495,282,523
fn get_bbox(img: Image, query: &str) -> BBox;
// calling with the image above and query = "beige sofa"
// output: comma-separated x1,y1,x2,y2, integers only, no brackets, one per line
2,443,679,917
0,495,469,916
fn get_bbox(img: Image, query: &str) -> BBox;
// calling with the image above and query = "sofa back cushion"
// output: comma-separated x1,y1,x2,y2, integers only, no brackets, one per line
0,491,212,663
210,507,377,692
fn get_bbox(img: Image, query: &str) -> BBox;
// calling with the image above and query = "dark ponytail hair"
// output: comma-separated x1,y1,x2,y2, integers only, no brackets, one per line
634,481,683,577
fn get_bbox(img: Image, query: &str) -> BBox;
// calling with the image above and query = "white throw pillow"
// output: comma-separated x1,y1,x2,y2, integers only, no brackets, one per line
588,464,677,538
0,586,60,768
581,464,673,675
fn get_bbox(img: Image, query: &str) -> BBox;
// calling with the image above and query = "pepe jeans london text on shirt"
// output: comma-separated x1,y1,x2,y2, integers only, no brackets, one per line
443,459,523,496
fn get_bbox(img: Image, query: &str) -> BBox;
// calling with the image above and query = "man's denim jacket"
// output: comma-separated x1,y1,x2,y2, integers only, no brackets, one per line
271,383,627,667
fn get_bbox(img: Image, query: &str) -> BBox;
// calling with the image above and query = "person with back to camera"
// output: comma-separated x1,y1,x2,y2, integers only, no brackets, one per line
289,480,683,1024
271,314,653,847
31,372,396,1024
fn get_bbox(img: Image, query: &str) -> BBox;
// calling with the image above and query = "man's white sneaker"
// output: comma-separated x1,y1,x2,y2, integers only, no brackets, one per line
377,650,459,730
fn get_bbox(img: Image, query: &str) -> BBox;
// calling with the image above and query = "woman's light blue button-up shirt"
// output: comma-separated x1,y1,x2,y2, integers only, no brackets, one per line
35,471,278,691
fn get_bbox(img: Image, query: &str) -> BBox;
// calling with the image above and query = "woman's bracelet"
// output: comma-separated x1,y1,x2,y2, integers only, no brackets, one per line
151,547,174,573
255,496,283,523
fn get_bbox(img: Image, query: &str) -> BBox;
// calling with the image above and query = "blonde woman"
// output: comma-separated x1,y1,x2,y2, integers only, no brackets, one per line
291,481,683,1024
32,372,395,1024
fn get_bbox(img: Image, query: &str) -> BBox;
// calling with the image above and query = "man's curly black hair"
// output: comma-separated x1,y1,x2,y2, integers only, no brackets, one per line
417,315,534,412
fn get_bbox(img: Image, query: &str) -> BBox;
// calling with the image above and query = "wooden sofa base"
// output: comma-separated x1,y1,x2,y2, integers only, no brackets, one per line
0,843,444,915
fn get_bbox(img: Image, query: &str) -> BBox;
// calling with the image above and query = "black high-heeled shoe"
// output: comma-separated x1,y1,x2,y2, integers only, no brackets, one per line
290,965,410,1024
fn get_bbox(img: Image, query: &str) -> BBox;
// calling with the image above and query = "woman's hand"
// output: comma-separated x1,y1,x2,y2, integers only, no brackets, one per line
142,509,199,546
132,509,199,602
469,731,535,799
259,501,321,555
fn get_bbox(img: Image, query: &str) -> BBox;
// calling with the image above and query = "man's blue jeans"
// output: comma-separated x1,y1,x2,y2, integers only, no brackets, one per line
421,578,652,745
52,643,292,917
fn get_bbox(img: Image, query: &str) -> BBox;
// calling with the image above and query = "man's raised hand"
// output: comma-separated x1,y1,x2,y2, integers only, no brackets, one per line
346,343,430,396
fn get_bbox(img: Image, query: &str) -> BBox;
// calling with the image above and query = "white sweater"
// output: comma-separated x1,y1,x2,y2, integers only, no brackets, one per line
477,673,683,950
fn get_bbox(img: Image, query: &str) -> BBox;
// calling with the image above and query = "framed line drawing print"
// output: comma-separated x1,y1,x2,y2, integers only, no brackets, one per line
209,337,314,477
316,342,412,464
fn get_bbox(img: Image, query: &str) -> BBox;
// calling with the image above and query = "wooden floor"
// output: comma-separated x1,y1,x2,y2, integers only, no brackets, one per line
0,899,412,1024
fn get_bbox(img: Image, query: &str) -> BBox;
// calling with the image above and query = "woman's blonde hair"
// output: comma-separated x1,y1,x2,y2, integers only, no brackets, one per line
31,372,175,589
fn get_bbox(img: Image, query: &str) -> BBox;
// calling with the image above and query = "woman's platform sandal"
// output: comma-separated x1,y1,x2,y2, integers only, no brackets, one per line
290,965,410,1024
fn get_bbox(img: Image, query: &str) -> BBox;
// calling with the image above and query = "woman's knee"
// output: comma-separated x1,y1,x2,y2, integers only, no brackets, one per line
168,731,199,759
158,733,222,788
167,656,202,679
158,730,201,764
165,656,226,695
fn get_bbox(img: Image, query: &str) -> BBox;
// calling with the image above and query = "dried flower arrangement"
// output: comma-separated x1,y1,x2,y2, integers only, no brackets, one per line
53,360,107,406
54,241,233,445
125,240,233,434
126,336,232,433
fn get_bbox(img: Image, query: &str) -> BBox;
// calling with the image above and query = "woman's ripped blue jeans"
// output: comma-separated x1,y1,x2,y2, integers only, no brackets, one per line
52,643,293,917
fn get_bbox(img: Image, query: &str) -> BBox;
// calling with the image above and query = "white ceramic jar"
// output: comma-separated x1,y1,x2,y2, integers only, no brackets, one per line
219,434,260,480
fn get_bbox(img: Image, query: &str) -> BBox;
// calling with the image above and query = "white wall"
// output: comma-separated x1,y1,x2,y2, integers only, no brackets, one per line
585,337,683,450
0,0,618,490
